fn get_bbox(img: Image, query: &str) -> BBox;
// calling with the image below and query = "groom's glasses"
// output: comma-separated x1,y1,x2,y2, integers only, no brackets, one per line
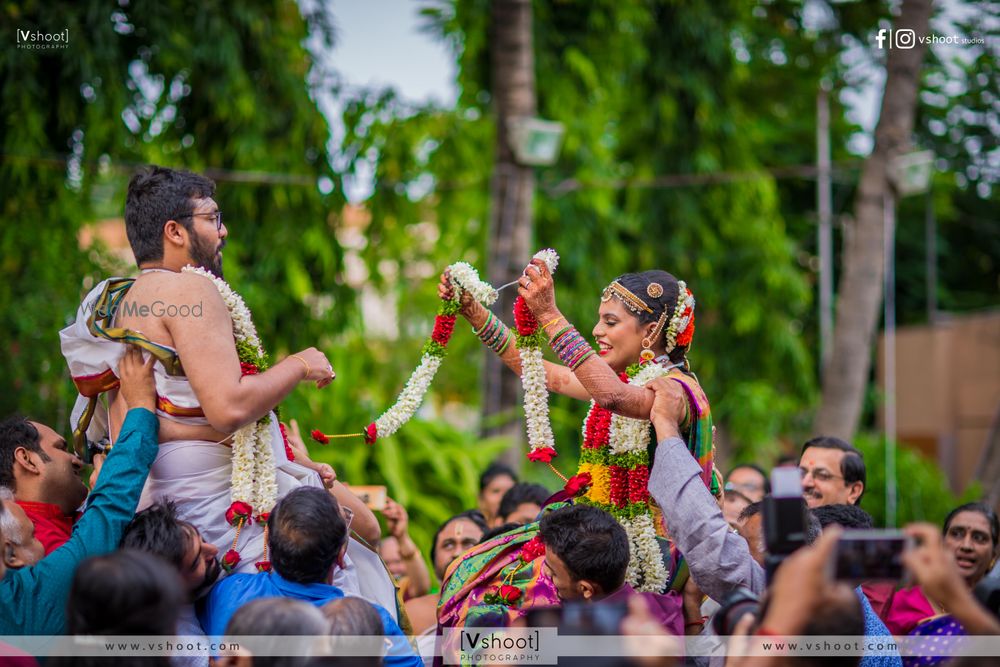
176,211,223,232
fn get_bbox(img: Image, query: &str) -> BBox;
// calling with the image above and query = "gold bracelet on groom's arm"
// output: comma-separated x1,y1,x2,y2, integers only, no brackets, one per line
288,354,311,377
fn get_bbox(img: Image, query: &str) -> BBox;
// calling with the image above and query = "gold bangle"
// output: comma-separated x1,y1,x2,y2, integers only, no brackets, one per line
542,316,564,331
289,354,310,377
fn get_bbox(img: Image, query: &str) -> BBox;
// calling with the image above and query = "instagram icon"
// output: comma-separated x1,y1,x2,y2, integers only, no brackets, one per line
894,29,916,49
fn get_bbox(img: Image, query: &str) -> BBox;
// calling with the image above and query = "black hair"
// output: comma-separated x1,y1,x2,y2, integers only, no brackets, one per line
539,504,629,594
811,504,874,530
0,416,48,490
729,463,771,494
739,500,821,545
124,165,215,265
268,487,348,584
612,270,691,363
430,510,489,566
800,436,867,504
479,462,518,493
120,501,192,569
226,598,331,667
944,502,1000,547
66,549,183,636
498,483,551,522
738,500,763,523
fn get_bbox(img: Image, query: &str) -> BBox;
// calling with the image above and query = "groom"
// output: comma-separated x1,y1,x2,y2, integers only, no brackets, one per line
61,166,334,568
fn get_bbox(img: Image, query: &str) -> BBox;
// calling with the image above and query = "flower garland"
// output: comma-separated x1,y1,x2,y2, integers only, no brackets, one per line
575,362,672,593
310,249,558,452
514,249,560,465
182,266,278,573
312,261,497,446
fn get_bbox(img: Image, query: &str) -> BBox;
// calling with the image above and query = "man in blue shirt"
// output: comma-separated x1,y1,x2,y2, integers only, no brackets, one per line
0,346,159,634
201,487,420,667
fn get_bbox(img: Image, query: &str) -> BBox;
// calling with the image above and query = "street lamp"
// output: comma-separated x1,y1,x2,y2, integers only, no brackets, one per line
507,116,565,166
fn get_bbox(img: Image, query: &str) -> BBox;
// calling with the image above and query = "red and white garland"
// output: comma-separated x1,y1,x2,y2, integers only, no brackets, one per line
312,261,498,446
182,266,277,573
514,249,560,464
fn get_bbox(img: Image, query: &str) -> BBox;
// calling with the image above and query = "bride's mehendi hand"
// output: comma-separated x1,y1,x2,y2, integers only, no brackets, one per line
438,269,480,319
517,258,559,321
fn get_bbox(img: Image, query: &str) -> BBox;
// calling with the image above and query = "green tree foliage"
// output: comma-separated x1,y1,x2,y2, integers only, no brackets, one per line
854,433,981,528
1,0,345,423
0,0,493,555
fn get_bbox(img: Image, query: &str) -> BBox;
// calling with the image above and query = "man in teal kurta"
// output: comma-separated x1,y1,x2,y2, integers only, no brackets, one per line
0,347,159,634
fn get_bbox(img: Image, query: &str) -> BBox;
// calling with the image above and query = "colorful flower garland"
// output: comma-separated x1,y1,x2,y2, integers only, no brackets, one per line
574,362,673,593
182,266,278,573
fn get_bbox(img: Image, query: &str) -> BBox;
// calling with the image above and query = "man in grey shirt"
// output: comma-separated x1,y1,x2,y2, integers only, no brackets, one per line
645,378,901,667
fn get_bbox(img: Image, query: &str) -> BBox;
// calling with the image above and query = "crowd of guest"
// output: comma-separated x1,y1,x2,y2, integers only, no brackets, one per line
1,350,998,667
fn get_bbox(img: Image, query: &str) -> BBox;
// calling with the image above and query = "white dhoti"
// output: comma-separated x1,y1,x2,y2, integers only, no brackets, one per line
137,428,399,622
137,437,322,573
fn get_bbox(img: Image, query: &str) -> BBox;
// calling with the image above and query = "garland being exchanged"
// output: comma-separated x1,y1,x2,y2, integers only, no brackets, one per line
311,260,500,446
182,266,277,573
311,250,559,448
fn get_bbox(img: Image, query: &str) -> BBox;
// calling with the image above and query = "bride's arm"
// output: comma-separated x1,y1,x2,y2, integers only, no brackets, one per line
438,272,592,402
519,260,656,420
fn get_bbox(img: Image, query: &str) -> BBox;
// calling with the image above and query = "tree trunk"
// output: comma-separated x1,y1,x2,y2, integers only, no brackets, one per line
483,0,536,468
813,0,933,439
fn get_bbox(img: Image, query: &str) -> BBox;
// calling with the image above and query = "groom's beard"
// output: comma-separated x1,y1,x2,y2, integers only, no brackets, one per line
191,557,223,602
191,234,225,279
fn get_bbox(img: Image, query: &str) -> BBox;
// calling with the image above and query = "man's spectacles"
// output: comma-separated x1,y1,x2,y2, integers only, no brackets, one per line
341,506,354,531
176,211,223,232
798,467,844,483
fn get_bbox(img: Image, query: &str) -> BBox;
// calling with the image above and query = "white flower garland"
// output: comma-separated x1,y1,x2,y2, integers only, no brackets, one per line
182,266,278,516
373,354,443,438
517,249,560,459
607,362,670,455
370,259,501,441
448,262,498,306
623,513,670,593
519,346,555,452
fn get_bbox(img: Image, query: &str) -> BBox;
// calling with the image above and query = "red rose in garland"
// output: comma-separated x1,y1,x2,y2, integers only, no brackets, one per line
221,549,241,573
225,501,254,527
520,536,546,563
498,584,522,605
563,472,593,498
